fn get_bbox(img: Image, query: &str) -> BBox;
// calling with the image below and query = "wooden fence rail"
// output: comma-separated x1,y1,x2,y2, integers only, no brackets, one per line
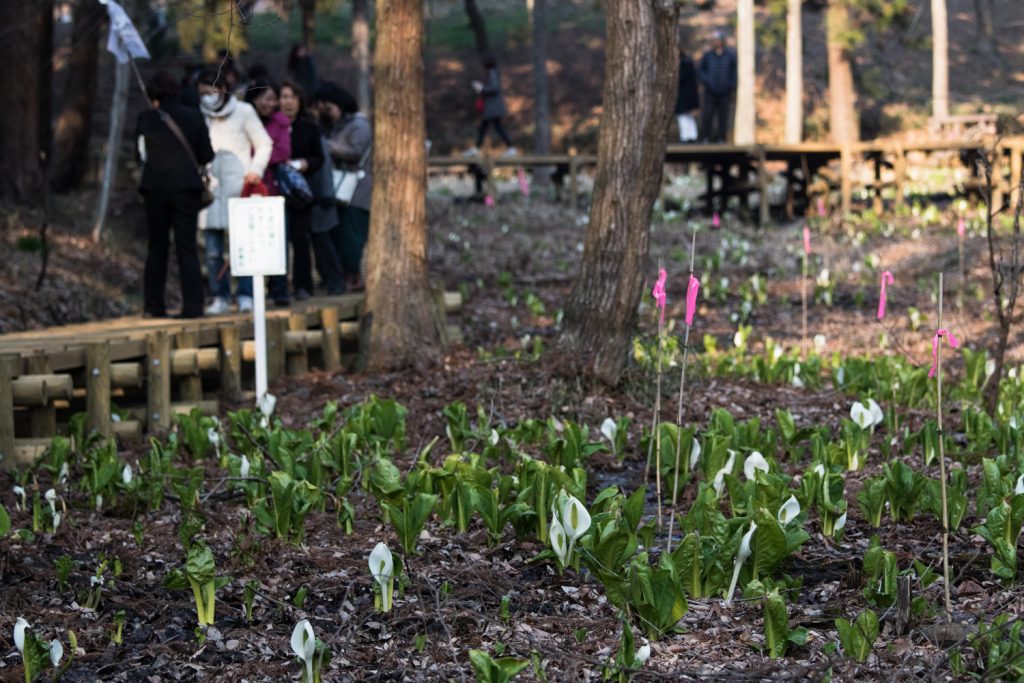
0,292,462,466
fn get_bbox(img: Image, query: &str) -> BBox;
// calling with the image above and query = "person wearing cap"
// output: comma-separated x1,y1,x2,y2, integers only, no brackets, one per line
698,30,737,143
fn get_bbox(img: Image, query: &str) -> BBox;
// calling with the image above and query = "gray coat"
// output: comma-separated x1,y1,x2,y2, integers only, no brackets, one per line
481,68,507,120
327,113,373,212
311,137,339,234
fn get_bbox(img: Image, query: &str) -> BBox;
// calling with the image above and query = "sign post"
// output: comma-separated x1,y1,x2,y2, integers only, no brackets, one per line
228,196,287,403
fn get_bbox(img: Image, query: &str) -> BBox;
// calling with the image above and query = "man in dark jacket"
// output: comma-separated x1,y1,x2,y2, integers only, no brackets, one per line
136,71,215,318
698,30,737,143
676,52,700,142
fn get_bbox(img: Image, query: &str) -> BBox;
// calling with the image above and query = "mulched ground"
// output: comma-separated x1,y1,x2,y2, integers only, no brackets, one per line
2,187,1022,681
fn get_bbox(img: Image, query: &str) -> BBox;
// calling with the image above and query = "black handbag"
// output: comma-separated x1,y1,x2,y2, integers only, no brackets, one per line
274,163,315,209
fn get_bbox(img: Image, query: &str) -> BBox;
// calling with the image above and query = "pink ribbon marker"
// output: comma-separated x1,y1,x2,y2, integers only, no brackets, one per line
803,226,811,256
517,168,529,197
651,269,668,325
685,274,701,326
877,271,894,320
712,212,720,229
928,328,961,378
957,216,965,238
484,194,495,207
817,198,826,217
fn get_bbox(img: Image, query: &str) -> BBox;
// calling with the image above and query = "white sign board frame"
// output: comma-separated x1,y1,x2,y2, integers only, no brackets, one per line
228,196,287,277
227,196,287,403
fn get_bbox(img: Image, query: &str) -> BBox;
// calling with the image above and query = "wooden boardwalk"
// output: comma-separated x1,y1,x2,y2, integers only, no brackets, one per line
430,137,1024,219
0,293,462,466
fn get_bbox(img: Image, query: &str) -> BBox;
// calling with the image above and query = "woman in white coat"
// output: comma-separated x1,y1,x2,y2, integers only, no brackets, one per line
197,66,273,314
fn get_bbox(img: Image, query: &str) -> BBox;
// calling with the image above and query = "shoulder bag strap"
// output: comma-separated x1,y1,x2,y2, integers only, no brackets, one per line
159,110,205,176
355,142,373,170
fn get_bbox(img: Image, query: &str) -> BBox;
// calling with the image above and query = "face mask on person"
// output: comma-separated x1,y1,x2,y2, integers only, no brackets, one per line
201,92,223,109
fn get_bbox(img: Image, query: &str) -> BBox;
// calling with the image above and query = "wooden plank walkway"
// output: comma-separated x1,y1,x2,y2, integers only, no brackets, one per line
0,293,462,466
429,137,1024,218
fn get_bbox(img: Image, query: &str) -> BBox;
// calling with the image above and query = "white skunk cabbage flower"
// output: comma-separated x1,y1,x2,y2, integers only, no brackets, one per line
95,494,103,512
207,427,220,446
49,639,63,667
866,399,884,427
600,418,617,445
726,521,758,605
689,438,701,471
850,402,872,429
713,450,737,497
813,334,827,353
13,617,28,653
258,393,277,421
290,619,316,683
240,454,251,479
122,464,133,486
778,496,801,526
489,429,500,446
52,513,61,532
45,489,57,515
58,462,68,484
550,516,569,567
635,643,651,665
13,485,26,510
368,542,394,612
985,359,996,380
743,452,769,481
835,511,847,532
1015,474,1024,496
560,495,592,543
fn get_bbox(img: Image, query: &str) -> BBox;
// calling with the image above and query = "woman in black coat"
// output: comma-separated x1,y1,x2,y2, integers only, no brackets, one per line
276,80,325,300
136,71,214,317
675,52,700,143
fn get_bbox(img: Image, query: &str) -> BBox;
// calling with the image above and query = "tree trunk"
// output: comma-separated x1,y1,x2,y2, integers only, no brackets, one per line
733,0,756,144
528,0,552,183
931,0,949,120
300,0,316,51
52,0,103,192
353,0,372,113
464,0,491,57
973,0,998,64
0,2,51,203
784,0,803,144
560,0,679,385
826,0,857,144
361,0,443,371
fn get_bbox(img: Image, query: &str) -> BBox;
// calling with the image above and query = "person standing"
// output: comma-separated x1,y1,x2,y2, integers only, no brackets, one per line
287,44,320,97
675,51,700,143
278,80,323,301
469,54,515,156
198,65,273,314
321,84,372,292
136,71,214,318
246,79,293,306
698,30,737,143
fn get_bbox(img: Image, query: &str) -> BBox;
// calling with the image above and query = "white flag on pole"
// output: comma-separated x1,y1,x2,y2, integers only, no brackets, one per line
101,0,151,64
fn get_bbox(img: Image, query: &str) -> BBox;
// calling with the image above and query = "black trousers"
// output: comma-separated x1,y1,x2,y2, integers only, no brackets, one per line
476,117,511,147
268,206,315,302
143,190,204,316
312,227,345,295
702,91,732,143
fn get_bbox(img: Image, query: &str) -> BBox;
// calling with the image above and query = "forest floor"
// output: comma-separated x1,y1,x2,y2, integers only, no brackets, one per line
2,174,1024,681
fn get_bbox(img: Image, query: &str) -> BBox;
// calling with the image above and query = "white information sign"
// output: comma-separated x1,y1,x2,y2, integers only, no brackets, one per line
228,196,287,276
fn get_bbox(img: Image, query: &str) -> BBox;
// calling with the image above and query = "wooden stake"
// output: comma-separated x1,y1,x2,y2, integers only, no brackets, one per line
0,354,17,463
936,272,953,620
146,332,171,432
801,244,808,358
287,312,310,375
27,355,56,438
266,316,287,384
667,231,697,553
86,342,111,437
646,258,665,530
320,307,341,372
175,329,203,402
219,324,242,401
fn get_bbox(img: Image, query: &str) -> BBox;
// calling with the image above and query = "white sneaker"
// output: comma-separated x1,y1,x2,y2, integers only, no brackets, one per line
463,146,480,157
238,296,254,312
205,297,230,315
502,147,518,157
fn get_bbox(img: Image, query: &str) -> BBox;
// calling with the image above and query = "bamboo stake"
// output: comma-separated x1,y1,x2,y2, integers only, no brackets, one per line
667,231,697,554
801,227,809,358
957,216,965,313
652,259,666,530
936,272,953,620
